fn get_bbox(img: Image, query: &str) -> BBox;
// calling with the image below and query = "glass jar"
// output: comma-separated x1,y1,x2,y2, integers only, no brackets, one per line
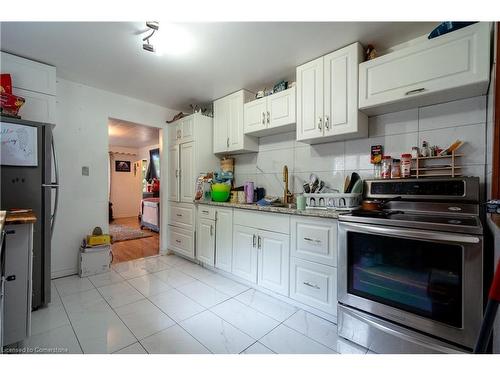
373,163,382,179
411,147,419,159
381,156,392,179
401,154,412,178
391,159,401,179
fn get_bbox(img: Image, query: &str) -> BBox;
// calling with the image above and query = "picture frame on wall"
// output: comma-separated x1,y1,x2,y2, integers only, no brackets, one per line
115,160,131,172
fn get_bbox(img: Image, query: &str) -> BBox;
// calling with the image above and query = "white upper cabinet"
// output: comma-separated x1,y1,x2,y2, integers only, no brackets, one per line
213,90,258,154
359,22,491,115
169,116,194,144
296,42,367,144
244,87,296,137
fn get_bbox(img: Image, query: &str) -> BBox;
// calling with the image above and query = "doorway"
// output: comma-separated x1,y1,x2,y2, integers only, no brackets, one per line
107,117,161,263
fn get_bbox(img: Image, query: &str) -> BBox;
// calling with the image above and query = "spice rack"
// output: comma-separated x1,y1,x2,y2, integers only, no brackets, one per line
412,152,463,178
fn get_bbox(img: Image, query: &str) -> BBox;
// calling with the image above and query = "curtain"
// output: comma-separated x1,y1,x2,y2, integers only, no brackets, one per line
145,148,160,181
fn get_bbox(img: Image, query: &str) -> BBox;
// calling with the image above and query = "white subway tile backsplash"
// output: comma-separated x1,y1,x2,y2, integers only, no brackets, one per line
232,96,488,195
369,108,418,137
418,96,487,131
294,141,345,173
418,123,486,165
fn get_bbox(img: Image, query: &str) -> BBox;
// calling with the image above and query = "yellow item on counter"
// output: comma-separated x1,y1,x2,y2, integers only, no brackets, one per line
86,234,111,246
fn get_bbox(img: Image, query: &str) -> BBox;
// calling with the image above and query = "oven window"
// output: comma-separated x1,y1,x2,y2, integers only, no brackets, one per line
347,232,463,328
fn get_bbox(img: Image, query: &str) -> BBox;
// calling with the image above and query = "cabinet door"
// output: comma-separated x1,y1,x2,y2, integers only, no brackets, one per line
257,230,289,296
168,225,194,259
180,142,195,203
359,23,490,114
168,145,179,201
14,88,56,124
243,97,267,134
232,225,258,283
268,87,296,129
213,98,229,153
296,57,324,141
168,122,181,144
197,218,215,266
227,92,244,151
181,116,194,142
215,208,233,273
324,43,361,137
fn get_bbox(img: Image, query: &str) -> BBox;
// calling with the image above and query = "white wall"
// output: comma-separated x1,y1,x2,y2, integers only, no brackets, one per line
109,146,142,219
52,78,179,278
234,96,488,198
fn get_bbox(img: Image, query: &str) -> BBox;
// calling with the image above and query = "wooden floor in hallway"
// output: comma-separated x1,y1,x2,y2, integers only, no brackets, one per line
111,216,159,264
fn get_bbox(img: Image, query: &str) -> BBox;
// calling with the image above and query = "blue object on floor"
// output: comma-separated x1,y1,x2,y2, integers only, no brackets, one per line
428,22,477,39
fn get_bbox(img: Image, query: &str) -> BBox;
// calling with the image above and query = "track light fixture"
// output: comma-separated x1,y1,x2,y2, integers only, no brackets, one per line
142,21,159,53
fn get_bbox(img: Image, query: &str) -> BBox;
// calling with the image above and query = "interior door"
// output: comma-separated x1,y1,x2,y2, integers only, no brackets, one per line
179,142,195,203
215,208,233,273
324,43,359,136
296,56,324,141
197,218,215,266
232,225,258,283
167,145,179,202
257,230,290,296
244,97,267,134
213,98,228,153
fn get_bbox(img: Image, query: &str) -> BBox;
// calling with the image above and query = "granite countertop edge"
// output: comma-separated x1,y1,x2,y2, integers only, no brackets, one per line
194,200,340,219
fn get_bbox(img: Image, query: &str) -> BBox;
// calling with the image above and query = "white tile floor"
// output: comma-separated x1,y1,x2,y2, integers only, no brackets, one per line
22,254,369,354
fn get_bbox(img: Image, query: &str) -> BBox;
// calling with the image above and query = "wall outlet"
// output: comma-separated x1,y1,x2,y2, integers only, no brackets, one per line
82,166,90,176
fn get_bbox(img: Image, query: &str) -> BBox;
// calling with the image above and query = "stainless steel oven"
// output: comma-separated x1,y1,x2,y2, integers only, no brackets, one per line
338,221,483,350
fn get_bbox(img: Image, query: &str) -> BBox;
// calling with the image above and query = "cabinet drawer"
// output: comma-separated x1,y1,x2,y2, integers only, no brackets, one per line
233,209,290,234
291,217,337,266
168,203,194,230
290,257,337,315
197,205,216,220
168,225,194,259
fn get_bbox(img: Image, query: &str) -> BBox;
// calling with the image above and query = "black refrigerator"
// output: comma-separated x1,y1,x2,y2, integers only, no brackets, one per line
0,116,59,309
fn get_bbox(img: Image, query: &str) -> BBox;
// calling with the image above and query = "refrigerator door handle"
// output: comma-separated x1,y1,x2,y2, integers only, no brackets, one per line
49,136,59,239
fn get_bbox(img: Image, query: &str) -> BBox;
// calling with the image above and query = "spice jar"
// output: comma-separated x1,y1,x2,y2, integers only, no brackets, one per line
401,154,412,178
421,141,430,157
373,163,382,179
381,156,392,179
411,147,419,159
391,159,401,179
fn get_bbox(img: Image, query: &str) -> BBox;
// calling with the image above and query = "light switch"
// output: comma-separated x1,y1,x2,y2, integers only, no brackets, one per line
82,166,89,176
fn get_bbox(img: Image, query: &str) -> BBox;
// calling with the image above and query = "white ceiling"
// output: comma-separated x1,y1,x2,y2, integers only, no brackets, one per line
108,118,159,148
0,22,438,111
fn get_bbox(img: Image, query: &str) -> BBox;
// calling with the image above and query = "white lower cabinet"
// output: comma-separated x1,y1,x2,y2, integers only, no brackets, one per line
197,218,215,266
257,231,289,296
291,217,337,266
232,224,290,296
232,225,258,283
290,257,337,316
168,225,194,260
214,208,233,273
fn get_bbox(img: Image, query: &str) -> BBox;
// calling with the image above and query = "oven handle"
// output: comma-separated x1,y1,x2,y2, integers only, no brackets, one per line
339,222,480,244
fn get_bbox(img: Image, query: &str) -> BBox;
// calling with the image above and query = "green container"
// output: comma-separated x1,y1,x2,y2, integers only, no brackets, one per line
211,183,231,202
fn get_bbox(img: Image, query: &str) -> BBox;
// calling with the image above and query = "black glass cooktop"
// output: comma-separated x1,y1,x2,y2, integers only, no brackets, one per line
349,210,478,227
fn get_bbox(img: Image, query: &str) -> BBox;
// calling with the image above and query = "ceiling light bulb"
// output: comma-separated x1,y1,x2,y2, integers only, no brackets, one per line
154,24,194,56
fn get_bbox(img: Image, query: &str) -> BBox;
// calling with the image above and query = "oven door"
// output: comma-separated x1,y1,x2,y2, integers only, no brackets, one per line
338,221,483,349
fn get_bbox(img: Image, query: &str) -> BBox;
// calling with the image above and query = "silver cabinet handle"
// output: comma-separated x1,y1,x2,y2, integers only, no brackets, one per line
226,137,229,148
210,225,213,236
257,235,262,249
252,234,257,248
405,88,425,96
176,213,182,217
304,237,321,244
266,111,270,125
175,170,179,177
303,281,320,289
262,112,266,125
318,117,323,131
324,115,329,130
202,210,209,214
175,239,181,244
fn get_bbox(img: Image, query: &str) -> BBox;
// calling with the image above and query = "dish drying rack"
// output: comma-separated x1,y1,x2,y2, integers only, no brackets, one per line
412,151,463,178
303,193,362,210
